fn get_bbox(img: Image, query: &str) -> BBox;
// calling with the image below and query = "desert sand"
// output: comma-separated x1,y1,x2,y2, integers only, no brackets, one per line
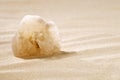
0,0,120,80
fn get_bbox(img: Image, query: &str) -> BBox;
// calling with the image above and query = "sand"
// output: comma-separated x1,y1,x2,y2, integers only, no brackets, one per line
0,0,120,80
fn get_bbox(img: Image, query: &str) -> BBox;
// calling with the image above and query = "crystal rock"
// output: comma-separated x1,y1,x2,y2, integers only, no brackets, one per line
12,15,61,58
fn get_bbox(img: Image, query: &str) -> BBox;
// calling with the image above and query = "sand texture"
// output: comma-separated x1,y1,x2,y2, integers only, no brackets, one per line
0,0,120,80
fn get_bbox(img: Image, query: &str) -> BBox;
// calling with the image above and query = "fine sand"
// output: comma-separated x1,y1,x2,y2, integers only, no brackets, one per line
0,0,120,80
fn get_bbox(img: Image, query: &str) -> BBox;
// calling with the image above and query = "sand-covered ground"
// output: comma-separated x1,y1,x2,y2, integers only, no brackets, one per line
0,0,120,80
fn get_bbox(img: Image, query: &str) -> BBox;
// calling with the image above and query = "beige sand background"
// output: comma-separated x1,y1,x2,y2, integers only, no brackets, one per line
0,0,120,80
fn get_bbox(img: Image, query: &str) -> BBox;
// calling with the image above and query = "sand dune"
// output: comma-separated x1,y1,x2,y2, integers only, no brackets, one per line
0,0,120,80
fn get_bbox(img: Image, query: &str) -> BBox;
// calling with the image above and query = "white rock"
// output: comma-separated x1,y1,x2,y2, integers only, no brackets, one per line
12,15,61,58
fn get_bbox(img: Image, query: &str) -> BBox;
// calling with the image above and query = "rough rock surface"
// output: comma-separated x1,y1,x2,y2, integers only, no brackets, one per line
12,15,61,58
